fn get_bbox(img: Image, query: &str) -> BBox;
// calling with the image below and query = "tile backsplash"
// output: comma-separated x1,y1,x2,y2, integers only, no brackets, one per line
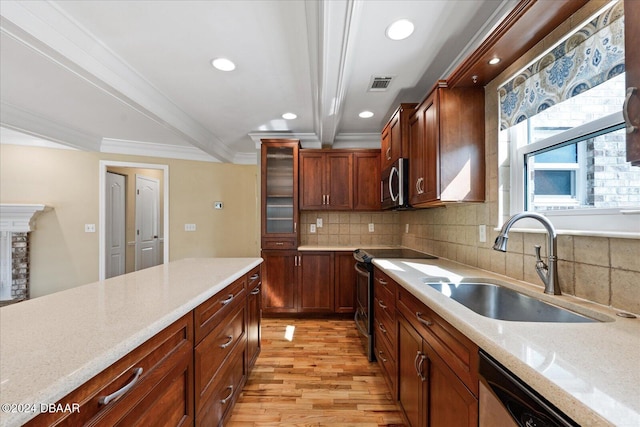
299,211,400,247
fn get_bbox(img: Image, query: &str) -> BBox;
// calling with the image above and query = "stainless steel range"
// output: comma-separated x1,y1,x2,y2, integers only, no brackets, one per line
353,248,437,361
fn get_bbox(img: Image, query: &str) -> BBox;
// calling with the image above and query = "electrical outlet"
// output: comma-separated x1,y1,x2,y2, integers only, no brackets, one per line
316,218,323,228
368,223,375,232
310,224,316,233
84,224,96,233
479,224,487,243
185,224,196,232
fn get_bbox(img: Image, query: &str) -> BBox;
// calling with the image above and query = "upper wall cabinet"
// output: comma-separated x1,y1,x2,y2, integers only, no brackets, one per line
409,82,485,207
261,139,300,250
625,0,640,165
381,103,417,171
299,149,381,211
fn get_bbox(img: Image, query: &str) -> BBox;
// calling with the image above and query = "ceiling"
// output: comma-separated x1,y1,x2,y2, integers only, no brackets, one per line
0,0,516,164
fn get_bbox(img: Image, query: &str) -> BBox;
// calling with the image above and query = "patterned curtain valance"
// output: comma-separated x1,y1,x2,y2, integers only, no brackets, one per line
498,0,625,130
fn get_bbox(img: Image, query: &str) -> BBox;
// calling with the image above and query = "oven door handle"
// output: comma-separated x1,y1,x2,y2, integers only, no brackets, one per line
354,263,370,277
354,310,368,337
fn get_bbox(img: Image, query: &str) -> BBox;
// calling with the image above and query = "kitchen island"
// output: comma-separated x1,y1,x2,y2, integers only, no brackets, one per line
0,257,262,427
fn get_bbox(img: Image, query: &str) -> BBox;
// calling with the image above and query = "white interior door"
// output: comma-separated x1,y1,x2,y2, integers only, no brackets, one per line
135,175,160,271
106,172,126,278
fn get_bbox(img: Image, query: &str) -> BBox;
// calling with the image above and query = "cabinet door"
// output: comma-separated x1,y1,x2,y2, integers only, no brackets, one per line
426,342,478,427
409,105,425,206
298,252,334,312
334,252,356,313
326,152,353,209
389,112,403,166
398,315,427,427
261,140,299,246
299,152,326,209
381,124,393,171
422,92,440,202
626,0,640,165
353,151,381,210
247,268,262,369
261,250,297,313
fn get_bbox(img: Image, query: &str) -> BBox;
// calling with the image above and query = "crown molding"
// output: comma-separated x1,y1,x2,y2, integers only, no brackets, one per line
0,0,237,162
250,132,322,149
0,101,101,151
332,133,381,149
100,138,220,163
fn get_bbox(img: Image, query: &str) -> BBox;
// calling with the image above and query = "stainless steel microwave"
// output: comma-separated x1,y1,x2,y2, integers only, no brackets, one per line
381,158,410,210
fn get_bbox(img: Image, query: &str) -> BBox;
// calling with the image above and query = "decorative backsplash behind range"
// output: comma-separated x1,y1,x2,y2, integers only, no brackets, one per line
299,211,401,247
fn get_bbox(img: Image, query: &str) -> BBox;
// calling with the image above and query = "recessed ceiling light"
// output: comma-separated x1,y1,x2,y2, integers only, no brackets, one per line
211,57,236,71
386,19,414,41
488,57,501,65
359,111,374,119
282,112,297,120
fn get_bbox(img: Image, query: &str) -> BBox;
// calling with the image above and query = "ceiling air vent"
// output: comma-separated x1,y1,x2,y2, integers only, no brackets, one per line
368,76,394,92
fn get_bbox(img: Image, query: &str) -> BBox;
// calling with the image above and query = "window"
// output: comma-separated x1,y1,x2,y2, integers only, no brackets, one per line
498,1,640,235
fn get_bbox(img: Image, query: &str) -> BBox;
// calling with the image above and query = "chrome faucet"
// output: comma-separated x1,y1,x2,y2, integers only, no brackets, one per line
493,212,560,295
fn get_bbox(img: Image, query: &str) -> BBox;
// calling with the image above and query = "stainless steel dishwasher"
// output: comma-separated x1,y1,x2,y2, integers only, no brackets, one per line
479,350,579,427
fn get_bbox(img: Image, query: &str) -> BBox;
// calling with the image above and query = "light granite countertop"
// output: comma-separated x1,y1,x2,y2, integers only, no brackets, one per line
0,257,262,427
372,256,639,427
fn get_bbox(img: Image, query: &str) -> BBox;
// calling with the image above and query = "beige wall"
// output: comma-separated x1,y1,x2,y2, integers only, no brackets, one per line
0,144,260,298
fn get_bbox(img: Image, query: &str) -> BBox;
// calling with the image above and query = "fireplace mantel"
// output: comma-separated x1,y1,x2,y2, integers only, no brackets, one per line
0,204,48,232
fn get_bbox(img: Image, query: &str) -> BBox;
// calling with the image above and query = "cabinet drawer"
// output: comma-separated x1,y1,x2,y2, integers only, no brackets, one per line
195,304,246,412
247,265,261,290
194,275,246,344
374,268,397,298
374,296,396,353
196,344,247,427
397,287,479,396
374,282,395,326
25,314,194,427
374,326,397,397
261,238,297,250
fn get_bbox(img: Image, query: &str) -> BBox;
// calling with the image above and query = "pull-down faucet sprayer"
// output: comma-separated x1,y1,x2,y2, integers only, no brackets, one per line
493,212,561,295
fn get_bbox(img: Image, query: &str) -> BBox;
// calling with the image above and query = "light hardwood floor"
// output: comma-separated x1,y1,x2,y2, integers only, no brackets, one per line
227,318,406,426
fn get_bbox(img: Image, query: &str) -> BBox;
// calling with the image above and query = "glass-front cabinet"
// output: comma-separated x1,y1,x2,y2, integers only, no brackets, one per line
260,139,299,249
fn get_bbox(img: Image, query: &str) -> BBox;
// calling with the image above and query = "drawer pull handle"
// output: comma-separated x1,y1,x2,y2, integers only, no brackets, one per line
220,385,234,405
220,335,234,349
378,322,387,334
416,312,432,326
275,242,284,246
378,300,387,309
623,87,638,134
378,350,388,363
249,274,260,280
98,367,143,405
221,294,235,305
251,287,261,295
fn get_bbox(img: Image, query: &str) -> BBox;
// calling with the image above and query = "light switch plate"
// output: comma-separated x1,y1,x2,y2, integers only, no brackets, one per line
214,201,223,209
479,224,487,243
185,224,196,232
84,224,96,233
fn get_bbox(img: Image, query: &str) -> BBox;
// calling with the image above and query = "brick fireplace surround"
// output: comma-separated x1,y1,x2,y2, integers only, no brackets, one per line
0,204,46,305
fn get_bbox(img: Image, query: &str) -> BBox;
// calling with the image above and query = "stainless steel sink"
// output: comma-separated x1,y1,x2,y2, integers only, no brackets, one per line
424,281,597,323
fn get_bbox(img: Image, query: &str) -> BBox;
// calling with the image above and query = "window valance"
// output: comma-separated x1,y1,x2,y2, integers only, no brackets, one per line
498,1,625,130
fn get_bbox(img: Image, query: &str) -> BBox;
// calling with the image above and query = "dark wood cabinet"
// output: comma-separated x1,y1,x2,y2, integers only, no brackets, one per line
353,150,381,210
396,286,479,427
246,265,262,370
626,0,640,165
408,82,485,207
299,150,353,210
381,103,417,171
261,250,298,314
25,314,195,427
298,251,334,312
261,139,299,249
334,251,357,313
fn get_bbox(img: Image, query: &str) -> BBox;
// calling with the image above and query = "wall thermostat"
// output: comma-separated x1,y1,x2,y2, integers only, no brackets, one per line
214,201,223,209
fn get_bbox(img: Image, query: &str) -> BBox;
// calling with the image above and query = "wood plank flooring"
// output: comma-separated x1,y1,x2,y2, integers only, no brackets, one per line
227,318,405,426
